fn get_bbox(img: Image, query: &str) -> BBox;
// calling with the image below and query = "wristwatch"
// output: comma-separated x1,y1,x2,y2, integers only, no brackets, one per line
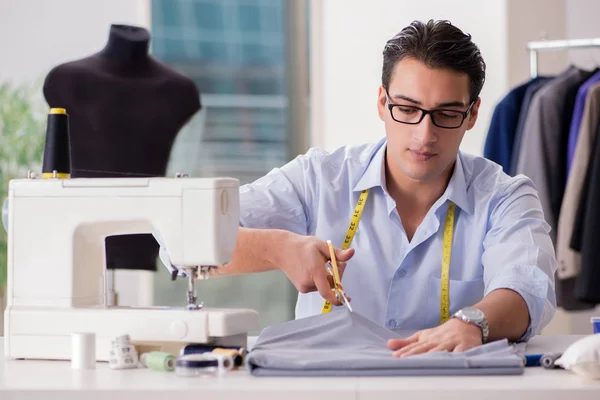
452,307,489,344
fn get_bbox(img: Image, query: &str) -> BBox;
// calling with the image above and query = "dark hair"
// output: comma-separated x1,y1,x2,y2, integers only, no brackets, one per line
382,20,486,103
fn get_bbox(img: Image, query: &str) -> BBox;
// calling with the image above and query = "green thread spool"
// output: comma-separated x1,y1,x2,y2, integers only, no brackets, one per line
140,352,176,372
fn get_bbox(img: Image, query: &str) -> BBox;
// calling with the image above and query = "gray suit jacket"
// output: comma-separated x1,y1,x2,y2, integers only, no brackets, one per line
509,77,553,176
556,82,600,279
516,66,592,244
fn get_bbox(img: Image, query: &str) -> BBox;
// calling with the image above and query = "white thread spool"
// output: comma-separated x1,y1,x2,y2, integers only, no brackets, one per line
109,334,139,369
71,332,96,369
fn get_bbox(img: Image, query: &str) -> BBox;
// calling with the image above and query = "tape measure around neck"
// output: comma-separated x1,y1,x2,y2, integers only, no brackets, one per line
440,202,456,324
321,189,369,314
320,190,456,326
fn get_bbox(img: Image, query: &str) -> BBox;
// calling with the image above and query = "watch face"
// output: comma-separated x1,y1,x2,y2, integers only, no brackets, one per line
462,307,484,321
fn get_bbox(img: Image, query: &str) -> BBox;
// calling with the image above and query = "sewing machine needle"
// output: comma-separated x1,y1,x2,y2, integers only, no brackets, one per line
187,271,198,309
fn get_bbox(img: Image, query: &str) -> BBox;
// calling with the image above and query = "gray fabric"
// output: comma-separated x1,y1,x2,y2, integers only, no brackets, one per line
247,310,524,377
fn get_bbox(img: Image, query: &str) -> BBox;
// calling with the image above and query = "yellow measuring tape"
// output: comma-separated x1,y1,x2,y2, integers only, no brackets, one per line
321,190,456,326
440,202,455,324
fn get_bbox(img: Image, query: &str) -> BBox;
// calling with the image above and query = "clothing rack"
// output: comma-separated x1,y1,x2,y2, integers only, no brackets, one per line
527,38,600,78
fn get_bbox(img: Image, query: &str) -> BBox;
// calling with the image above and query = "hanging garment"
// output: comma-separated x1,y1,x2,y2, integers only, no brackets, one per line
247,310,525,377
568,119,600,304
484,77,550,173
556,82,600,280
567,70,600,177
509,77,553,176
515,66,593,244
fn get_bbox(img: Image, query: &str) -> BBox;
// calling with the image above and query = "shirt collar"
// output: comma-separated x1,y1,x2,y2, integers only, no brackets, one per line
442,152,473,216
352,138,387,192
352,139,473,216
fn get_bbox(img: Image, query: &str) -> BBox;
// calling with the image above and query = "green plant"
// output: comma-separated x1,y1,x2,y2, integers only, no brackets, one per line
0,81,47,291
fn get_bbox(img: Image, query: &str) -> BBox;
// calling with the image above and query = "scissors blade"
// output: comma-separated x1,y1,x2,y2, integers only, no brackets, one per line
339,291,353,312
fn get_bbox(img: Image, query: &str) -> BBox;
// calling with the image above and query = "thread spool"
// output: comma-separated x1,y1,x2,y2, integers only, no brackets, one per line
541,352,563,369
42,108,71,179
140,352,176,372
71,332,96,369
175,353,233,377
181,344,246,368
109,334,139,370
212,348,244,368
111,334,133,348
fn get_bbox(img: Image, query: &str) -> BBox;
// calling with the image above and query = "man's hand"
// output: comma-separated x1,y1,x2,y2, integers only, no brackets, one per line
276,232,355,306
387,318,482,357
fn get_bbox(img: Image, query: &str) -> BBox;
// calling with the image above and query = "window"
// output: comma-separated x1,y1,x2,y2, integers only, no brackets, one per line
151,0,309,331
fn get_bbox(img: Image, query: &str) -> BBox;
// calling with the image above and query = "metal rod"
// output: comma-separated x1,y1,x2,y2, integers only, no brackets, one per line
527,37,600,51
527,37,600,80
529,50,539,78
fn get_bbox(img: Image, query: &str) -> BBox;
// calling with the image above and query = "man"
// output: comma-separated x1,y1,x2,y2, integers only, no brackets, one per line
218,20,557,357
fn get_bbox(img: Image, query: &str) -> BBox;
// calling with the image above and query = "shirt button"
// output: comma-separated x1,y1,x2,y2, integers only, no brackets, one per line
397,269,406,278
388,319,397,328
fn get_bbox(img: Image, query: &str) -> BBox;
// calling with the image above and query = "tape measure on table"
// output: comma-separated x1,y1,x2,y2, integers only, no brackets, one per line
321,190,457,327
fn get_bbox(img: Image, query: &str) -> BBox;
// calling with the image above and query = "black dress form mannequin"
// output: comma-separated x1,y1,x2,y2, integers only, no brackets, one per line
43,24,201,272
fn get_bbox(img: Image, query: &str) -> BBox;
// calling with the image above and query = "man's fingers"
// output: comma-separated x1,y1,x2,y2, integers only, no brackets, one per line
335,248,355,262
430,344,450,353
394,342,437,358
392,341,424,357
387,336,417,350
337,262,347,278
326,274,334,287
313,267,341,305
453,344,468,353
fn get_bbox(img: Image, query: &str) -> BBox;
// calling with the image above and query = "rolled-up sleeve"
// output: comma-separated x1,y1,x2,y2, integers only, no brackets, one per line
239,148,324,235
481,177,557,341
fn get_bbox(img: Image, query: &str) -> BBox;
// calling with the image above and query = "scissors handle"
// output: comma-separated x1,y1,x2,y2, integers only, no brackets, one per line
326,240,353,312
326,240,342,288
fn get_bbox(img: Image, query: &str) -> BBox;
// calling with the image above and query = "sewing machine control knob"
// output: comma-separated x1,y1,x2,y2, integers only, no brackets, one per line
170,320,188,339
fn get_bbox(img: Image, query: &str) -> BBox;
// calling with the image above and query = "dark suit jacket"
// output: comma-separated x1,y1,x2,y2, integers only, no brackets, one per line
570,121,600,304
484,77,550,173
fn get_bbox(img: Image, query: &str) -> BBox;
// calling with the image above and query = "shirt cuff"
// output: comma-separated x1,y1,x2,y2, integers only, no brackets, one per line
484,264,553,342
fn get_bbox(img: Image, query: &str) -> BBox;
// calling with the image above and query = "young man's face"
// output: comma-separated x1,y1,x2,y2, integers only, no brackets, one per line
377,57,480,183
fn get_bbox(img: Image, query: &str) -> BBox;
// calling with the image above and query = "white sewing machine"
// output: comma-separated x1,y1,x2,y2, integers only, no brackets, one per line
3,175,259,361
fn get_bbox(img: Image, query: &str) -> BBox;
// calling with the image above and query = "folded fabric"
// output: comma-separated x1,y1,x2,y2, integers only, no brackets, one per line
247,309,524,377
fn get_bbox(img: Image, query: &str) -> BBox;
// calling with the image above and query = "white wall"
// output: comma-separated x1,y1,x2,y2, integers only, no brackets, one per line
507,0,567,87
311,0,508,155
0,0,149,85
310,0,574,157
566,0,600,69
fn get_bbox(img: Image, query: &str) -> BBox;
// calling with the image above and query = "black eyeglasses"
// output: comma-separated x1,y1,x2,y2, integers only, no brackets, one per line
385,89,475,129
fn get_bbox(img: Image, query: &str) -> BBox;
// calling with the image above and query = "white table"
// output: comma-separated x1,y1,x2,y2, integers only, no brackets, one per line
1,335,600,400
